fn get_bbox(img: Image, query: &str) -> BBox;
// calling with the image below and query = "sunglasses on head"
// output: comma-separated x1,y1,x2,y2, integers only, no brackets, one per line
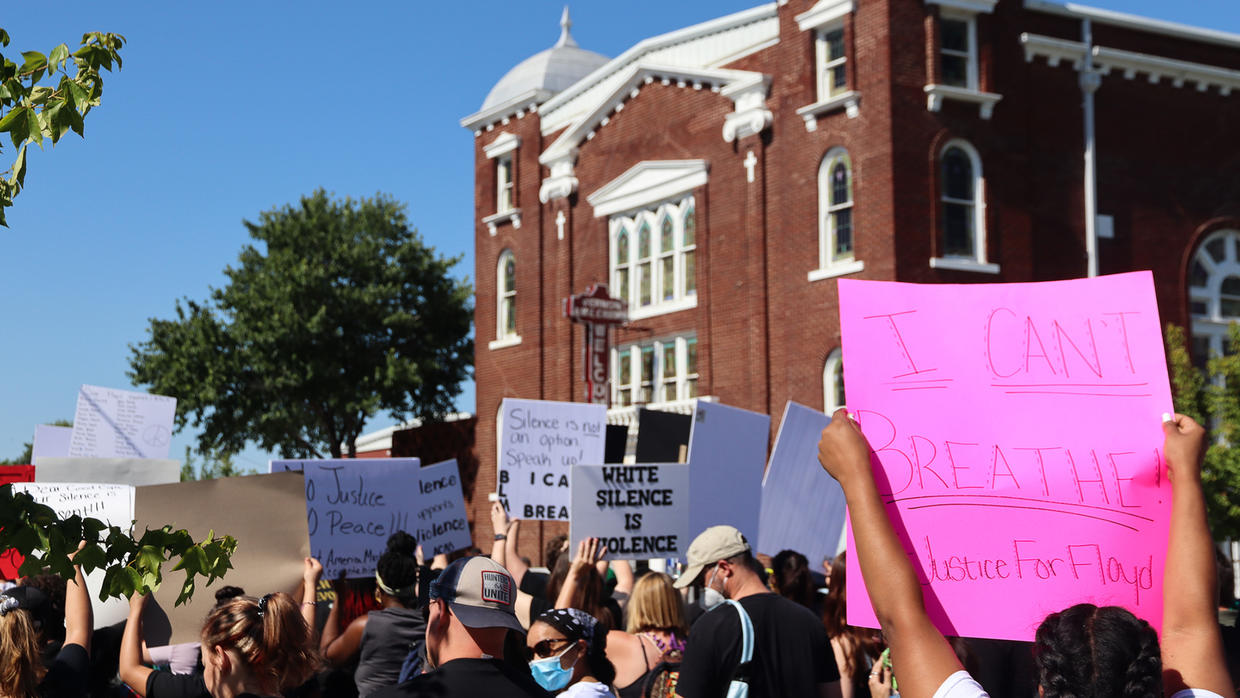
527,637,574,660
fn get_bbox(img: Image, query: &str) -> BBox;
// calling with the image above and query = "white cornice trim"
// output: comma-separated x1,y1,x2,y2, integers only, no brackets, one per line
488,334,523,350
795,0,854,32
930,257,1000,274
587,160,709,218
796,90,861,130
460,88,550,134
1019,33,1088,69
924,84,1003,118
1023,0,1240,49
926,0,998,14
483,132,522,159
1092,46,1240,94
538,4,778,120
482,208,522,235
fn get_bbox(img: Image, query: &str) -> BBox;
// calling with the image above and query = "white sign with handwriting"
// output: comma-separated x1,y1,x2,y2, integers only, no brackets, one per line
498,399,606,521
69,385,176,459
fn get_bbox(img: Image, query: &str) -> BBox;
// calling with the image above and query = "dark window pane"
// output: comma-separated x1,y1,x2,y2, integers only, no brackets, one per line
1190,300,1208,315
1191,335,1210,370
832,64,847,90
831,162,850,205
660,217,674,253
942,149,974,201
504,257,515,291
941,54,969,88
1222,276,1240,296
684,251,696,295
826,29,845,60
504,298,515,334
943,203,974,257
1190,259,1209,287
834,209,853,256
617,230,629,262
1206,237,1227,263
1223,299,1240,318
941,18,969,52
686,338,698,375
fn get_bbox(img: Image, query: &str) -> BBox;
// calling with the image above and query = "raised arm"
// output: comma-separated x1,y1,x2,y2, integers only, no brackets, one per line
1160,414,1236,697
611,558,634,610
505,518,530,586
555,537,604,610
818,409,961,698
63,549,92,652
119,593,153,696
301,557,323,643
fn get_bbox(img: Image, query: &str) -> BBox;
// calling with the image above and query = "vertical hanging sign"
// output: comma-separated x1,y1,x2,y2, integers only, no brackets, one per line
564,284,628,405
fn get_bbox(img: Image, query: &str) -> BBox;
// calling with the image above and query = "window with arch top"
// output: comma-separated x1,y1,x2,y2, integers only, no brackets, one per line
809,148,864,281
490,249,520,349
1189,229,1240,366
931,139,997,274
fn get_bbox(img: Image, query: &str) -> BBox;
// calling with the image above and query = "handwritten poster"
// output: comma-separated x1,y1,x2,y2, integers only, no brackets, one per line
570,464,690,560
837,272,1173,641
410,460,472,558
498,399,606,521
13,482,135,626
32,425,72,462
757,402,847,563
270,458,422,578
0,466,36,579
35,458,180,487
69,385,177,459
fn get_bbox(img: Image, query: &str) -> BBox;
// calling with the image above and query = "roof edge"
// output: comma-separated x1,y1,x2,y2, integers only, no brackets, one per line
460,88,553,133
1024,0,1240,49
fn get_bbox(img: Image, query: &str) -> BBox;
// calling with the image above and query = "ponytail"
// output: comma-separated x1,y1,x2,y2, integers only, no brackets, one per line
0,606,45,698
201,593,320,692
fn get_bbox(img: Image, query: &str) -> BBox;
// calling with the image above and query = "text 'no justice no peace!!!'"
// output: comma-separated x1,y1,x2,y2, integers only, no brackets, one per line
499,399,606,521
837,272,1174,641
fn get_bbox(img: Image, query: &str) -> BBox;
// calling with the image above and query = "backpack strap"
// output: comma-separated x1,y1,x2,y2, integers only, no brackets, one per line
724,599,755,682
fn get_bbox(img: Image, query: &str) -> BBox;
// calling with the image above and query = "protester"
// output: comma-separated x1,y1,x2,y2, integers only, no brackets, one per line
771,549,820,615
673,525,842,697
0,550,92,698
198,592,319,698
615,572,689,698
491,502,568,602
820,552,884,698
553,539,630,633
371,556,549,698
321,532,427,696
817,409,1236,698
526,608,616,696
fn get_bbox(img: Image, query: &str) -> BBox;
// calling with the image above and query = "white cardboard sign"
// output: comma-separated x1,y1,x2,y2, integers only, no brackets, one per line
69,385,176,459
570,464,690,560
31,425,73,462
686,401,769,544
408,459,472,558
270,458,423,578
13,482,135,627
34,458,181,487
498,399,606,521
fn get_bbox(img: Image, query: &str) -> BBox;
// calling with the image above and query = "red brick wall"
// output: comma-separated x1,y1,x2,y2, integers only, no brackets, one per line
466,0,1240,557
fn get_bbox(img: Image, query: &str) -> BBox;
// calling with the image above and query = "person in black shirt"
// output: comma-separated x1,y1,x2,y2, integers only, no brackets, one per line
372,556,549,698
674,525,842,698
0,553,93,698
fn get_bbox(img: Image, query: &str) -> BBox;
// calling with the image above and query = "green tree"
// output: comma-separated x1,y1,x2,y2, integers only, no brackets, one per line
0,29,124,226
129,189,473,459
1165,323,1240,538
180,445,254,481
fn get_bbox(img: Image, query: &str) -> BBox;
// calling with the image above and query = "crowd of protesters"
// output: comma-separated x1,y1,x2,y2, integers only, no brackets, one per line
1,411,1237,697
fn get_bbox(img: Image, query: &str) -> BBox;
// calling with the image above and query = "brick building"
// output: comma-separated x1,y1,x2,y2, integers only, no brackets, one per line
460,1,1240,558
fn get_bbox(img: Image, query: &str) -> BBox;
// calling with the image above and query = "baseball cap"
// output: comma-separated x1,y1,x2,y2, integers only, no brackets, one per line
429,556,524,633
673,525,751,589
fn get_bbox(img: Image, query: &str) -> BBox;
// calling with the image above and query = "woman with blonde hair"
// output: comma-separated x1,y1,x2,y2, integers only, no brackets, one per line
0,552,92,698
199,592,320,698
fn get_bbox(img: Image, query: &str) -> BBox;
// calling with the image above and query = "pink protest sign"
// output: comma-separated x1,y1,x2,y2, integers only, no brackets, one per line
838,272,1173,642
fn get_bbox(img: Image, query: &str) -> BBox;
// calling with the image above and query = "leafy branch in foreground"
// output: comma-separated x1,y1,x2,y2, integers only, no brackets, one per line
0,484,236,605
0,29,125,226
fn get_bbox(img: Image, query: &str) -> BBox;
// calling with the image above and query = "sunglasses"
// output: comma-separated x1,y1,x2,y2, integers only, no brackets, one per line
527,637,574,660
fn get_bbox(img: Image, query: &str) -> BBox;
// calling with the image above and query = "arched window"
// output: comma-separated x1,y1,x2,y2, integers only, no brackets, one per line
614,226,631,303
811,149,863,281
608,195,697,317
683,204,697,296
637,220,653,307
933,139,994,272
497,250,516,341
1189,229,1240,366
658,214,675,302
823,349,845,413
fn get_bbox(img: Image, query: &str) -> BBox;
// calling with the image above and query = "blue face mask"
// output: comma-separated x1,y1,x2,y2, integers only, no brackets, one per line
529,643,578,692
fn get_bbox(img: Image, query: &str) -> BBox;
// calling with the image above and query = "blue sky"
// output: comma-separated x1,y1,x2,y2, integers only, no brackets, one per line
1,0,1237,471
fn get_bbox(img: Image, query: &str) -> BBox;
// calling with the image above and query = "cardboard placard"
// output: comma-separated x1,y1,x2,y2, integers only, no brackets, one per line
757,402,847,564
270,458,423,579
34,458,180,487
570,464,690,560
838,272,1173,641
14,482,135,626
32,425,72,462
409,459,472,558
686,401,769,544
498,399,606,521
135,472,310,645
69,385,176,459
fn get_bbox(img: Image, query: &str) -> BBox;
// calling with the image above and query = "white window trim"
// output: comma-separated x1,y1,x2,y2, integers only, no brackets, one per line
482,208,522,236
588,160,708,219
816,25,848,103
810,148,864,281
485,133,521,221
612,335,699,407
797,91,861,131
925,10,1003,119
795,0,854,32
932,139,996,272
483,132,521,159
492,250,520,349
1190,230,1240,327
609,196,699,321
823,349,844,413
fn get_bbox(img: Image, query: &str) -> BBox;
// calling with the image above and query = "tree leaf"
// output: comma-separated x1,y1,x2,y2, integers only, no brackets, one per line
48,44,69,71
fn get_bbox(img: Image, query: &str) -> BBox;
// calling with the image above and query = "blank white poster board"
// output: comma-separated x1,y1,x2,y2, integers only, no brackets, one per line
686,401,769,545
